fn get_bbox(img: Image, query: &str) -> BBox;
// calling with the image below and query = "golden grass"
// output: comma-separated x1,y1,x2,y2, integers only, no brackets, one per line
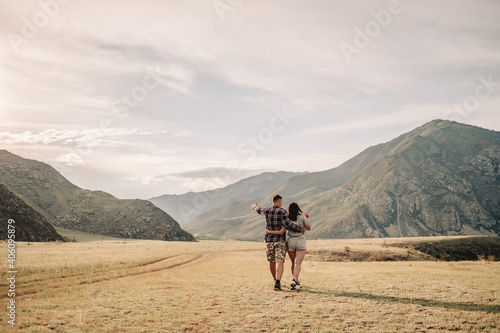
1,237,499,332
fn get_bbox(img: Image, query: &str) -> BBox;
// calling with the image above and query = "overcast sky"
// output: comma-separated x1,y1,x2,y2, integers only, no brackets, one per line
1,0,499,199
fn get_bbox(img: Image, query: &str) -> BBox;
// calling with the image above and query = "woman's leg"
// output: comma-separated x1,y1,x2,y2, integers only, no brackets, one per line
288,251,296,277
293,249,307,281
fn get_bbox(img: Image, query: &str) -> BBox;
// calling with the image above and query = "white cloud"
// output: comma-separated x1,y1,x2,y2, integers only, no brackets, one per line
303,105,447,135
173,130,194,138
149,63,196,96
125,166,266,195
55,153,85,166
0,128,136,146
0,0,499,198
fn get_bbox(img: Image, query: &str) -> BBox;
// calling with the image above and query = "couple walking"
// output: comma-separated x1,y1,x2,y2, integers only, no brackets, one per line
252,195,311,291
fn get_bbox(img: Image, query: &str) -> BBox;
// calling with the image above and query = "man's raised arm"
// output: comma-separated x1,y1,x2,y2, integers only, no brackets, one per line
251,202,263,215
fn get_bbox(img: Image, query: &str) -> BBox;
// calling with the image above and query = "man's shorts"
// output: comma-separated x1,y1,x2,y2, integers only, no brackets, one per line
287,235,307,252
265,241,287,262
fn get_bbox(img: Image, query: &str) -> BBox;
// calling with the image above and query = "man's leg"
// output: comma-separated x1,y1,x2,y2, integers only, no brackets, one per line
275,240,287,282
273,241,287,291
266,242,277,281
276,259,284,281
269,261,276,280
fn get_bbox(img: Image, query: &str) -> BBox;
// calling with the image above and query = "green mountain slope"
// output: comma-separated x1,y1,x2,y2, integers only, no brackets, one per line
0,150,195,241
185,120,500,240
0,184,65,242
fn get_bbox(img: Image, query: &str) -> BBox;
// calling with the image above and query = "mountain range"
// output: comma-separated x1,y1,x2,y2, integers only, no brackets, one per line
0,150,195,241
149,171,303,225
2,119,498,242
176,120,500,240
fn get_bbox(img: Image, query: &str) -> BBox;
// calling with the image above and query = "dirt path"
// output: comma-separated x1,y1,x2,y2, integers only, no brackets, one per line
7,253,209,299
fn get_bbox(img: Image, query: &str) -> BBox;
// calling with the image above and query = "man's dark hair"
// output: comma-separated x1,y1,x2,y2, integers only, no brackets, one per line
272,195,282,203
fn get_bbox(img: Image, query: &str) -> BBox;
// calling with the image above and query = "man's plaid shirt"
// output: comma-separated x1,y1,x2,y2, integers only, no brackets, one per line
254,205,303,243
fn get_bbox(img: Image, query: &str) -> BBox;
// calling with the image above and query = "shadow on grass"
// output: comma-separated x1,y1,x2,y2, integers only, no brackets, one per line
300,287,500,313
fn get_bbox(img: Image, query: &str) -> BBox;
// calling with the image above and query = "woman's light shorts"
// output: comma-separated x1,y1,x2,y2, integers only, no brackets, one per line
287,235,307,251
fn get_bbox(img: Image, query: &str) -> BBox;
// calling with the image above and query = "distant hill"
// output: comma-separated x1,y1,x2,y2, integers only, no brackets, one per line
0,184,65,242
0,150,195,241
149,171,303,225
184,120,500,240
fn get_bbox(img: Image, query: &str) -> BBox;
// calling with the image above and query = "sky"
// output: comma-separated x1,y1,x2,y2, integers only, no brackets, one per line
1,0,499,199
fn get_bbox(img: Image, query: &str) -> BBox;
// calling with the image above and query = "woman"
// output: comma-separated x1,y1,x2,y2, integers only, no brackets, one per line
266,202,311,290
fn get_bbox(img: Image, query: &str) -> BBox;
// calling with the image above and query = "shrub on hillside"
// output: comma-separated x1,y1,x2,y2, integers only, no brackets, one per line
413,237,500,261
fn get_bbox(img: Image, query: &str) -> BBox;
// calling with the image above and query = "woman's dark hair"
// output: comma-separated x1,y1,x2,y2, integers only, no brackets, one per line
288,202,302,221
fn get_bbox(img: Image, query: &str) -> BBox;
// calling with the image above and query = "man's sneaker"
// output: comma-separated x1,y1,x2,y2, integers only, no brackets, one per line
293,279,301,290
274,280,281,291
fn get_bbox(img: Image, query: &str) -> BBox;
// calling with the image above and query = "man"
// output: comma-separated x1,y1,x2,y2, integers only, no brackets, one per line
252,194,304,291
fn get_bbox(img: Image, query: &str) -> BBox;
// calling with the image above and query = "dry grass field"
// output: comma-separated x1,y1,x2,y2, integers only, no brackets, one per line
1,237,499,332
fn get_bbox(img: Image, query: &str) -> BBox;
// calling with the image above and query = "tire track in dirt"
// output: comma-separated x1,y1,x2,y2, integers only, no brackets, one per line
12,254,189,288
109,253,208,282
11,254,191,288
5,253,209,299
